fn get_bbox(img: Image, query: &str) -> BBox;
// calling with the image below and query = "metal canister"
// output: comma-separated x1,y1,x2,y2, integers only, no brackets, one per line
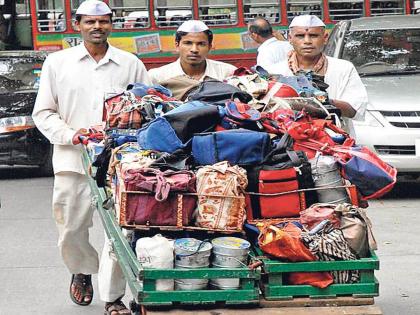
310,155,350,204
210,237,250,290
174,238,212,290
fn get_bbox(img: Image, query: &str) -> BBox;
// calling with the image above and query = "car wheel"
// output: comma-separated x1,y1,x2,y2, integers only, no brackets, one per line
37,145,53,177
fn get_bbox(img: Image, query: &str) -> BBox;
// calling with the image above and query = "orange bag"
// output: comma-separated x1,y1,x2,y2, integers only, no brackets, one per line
258,223,315,262
286,272,333,289
258,222,333,288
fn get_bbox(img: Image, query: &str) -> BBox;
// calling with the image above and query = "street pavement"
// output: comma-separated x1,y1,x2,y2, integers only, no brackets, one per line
0,168,419,315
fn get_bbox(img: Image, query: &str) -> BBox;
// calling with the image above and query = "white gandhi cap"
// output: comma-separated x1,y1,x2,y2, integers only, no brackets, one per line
177,20,209,33
289,15,326,28
76,0,112,15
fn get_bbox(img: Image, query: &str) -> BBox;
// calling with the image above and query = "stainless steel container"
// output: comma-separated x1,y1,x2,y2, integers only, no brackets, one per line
174,238,212,290
210,237,250,290
310,155,350,204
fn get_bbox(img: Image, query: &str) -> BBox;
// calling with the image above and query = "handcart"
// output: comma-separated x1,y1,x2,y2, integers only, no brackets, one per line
81,148,261,315
82,147,380,314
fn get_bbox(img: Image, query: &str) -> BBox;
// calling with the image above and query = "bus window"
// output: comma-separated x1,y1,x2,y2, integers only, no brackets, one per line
243,0,281,24
198,0,238,26
154,0,192,28
371,0,405,15
37,0,65,32
329,0,364,21
109,0,149,29
286,0,322,21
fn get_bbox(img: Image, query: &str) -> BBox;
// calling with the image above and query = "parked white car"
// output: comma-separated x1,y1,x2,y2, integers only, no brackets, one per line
325,15,420,178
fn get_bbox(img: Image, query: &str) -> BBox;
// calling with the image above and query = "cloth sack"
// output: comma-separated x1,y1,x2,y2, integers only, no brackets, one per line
300,203,341,230
123,168,197,226
136,234,174,291
258,223,315,262
302,222,360,284
258,222,334,288
194,161,248,231
104,91,143,129
334,203,377,258
225,73,269,98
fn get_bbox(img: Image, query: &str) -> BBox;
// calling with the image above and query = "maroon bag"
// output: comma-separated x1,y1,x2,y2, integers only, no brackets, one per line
123,168,197,226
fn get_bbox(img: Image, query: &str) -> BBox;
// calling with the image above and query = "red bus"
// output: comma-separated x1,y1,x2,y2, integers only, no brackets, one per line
1,0,417,68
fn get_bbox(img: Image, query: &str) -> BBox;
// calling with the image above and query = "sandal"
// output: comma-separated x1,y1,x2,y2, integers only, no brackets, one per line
104,298,131,315
69,274,93,306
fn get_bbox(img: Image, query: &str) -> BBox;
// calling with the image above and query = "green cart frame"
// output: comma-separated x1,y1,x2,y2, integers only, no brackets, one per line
258,249,380,300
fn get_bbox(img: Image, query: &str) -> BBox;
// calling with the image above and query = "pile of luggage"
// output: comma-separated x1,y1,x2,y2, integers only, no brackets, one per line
84,68,395,289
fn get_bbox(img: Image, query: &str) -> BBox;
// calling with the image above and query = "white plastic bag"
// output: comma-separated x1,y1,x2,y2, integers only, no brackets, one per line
135,234,174,291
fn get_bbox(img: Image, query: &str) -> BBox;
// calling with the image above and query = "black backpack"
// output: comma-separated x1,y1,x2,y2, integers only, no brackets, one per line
186,79,252,106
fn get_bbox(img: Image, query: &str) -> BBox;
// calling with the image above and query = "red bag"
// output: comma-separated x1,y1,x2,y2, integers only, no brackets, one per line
289,118,351,159
124,194,197,226
122,168,197,226
258,223,315,262
104,91,143,129
246,149,317,220
300,203,341,230
258,223,334,288
260,109,296,135
261,110,353,159
247,168,303,218
286,272,333,288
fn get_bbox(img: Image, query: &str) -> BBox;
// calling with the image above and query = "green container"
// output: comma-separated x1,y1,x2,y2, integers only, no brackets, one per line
255,248,380,300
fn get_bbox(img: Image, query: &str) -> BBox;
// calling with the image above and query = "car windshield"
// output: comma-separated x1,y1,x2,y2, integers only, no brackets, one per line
0,57,43,94
341,28,420,76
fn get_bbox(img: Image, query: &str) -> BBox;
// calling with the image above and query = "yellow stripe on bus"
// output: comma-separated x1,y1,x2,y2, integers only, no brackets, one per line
37,32,260,53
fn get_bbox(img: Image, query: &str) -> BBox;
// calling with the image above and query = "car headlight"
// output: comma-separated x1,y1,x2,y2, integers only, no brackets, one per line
353,110,384,128
0,116,36,134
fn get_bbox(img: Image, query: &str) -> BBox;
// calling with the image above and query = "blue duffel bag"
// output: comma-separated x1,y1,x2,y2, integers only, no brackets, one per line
192,129,271,166
137,101,221,153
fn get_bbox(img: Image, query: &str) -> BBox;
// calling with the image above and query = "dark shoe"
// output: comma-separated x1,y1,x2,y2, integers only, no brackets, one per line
104,298,131,315
69,274,93,306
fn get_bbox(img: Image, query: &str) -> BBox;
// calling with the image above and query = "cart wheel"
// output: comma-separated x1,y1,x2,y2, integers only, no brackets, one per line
129,300,147,315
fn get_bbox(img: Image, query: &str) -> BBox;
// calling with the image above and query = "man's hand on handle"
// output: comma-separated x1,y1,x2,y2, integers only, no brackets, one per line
72,128,89,145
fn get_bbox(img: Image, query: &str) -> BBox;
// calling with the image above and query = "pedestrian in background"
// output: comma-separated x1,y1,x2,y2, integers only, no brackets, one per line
148,20,237,100
32,0,151,314
265,15,367,135
248,16,293,69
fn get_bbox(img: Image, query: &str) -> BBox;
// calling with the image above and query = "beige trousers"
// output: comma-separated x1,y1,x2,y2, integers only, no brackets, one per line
53,172,99,274
53,171,128,302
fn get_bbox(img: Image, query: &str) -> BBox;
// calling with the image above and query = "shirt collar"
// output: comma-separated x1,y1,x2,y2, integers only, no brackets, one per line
175,58,211,81
75,42,121,65
258,37,277,51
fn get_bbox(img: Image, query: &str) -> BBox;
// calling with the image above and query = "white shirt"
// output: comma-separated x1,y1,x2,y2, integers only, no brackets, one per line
32,43,151,174
265,56,368,135
148,58,237,84
257,37,293,70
